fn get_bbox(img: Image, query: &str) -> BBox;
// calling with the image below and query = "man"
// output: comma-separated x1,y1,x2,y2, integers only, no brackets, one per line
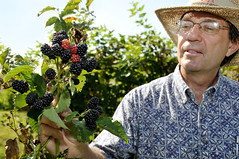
40,0,239,158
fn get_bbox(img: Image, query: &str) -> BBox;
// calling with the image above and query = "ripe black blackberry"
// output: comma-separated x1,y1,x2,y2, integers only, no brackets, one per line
45,68,56,80
84,57,97,72
12,80,29,94
80,56,88,69
40,92,54,107
88,97,99,109
32,98,44,111
61,49,72,63
85,121,97,130
69,63,82,75
25,92,38,106
52,31,68,46
40,43,51,56
51,43,63,57
72,78,80,85
84,109,100,124
95,106,104,115
76,43,88,57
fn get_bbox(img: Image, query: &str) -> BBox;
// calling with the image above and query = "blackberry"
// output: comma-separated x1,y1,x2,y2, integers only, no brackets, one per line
52,31,68,45
76,43,88,57
25,92,38,106
84,57,97,72
85,121,97,130
69,63,82,75
88,97,99,109
12,80,29,94
84,109,99,124
45,68,56,80
40,93,54,107
32,98,44,111
80,56,88,69
40,43,51,56
51,43,63,57
72,78,80,85
60,49,72,63
95,106,104,115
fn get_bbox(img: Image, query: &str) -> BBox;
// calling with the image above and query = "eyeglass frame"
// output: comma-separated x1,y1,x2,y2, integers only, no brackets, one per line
176,20,230,35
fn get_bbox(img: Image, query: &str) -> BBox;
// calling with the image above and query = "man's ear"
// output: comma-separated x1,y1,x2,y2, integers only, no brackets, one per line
226,39,239,57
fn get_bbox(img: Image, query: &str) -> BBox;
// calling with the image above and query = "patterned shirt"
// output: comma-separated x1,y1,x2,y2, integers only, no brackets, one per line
90,65,239,159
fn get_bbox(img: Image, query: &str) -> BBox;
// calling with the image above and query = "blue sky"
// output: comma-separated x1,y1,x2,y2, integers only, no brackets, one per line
0,0,188,56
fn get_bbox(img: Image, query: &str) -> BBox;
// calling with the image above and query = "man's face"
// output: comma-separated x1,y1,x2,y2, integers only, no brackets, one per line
177,11,232,73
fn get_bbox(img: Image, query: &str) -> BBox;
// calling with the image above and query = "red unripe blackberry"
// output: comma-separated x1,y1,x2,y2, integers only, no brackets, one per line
71,54,81,63
26,92,38,106
61,39,71,49
87,96,99,109
45,68,56,80
69,63,82,75
12,80,29,94
70,45,77,54
76,43,88,57
84,57,97,72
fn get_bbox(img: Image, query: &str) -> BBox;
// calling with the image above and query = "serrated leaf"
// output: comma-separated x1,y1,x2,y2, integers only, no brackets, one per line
60,10,75,18
70,120,95,142
43,106,69,130
64,2,78,11
31,73,46,97
55,88,71,113
27,109,42,132
14,94,27,108
64,111,78,122
4,65,34,82
46,17,59,27
38,6,56,17
54,20,62,32
97,117,128,144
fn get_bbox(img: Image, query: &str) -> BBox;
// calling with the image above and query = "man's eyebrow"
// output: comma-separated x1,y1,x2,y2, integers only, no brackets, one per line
181,17,218,22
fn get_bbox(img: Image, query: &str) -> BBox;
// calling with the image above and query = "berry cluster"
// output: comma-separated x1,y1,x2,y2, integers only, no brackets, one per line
12,80,29,94
40,30,98,76
84,96,103,130
45,68,56,80
26,92,54,111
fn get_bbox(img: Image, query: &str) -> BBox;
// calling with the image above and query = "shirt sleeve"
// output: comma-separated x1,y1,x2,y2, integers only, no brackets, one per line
90,89,140,159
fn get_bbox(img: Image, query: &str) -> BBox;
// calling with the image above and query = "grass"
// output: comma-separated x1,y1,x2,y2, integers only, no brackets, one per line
0,110,27,158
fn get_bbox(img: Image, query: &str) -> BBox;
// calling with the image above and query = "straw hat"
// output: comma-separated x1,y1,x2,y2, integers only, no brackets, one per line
155,0,239,66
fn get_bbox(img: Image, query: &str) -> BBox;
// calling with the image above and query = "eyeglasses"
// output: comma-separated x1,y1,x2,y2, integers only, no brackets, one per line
177,20,229,34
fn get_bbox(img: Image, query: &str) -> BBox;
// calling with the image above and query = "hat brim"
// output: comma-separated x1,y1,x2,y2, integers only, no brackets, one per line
155,6,239,66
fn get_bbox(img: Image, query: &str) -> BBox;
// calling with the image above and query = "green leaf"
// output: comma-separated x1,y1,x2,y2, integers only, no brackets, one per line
0,48,10,65
27,109,42,132
43,106,69,130
4,65,34,82
70,120,95,142
64,2,78,11
54,20,63,32
14,94,27,108
60,10,75,18
75,73,86,92
46,17,59,27
86,0,94,8
97,117,128,144
31,73,46,97
64,111,78,122
38,6,56,17
55,88,71,113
